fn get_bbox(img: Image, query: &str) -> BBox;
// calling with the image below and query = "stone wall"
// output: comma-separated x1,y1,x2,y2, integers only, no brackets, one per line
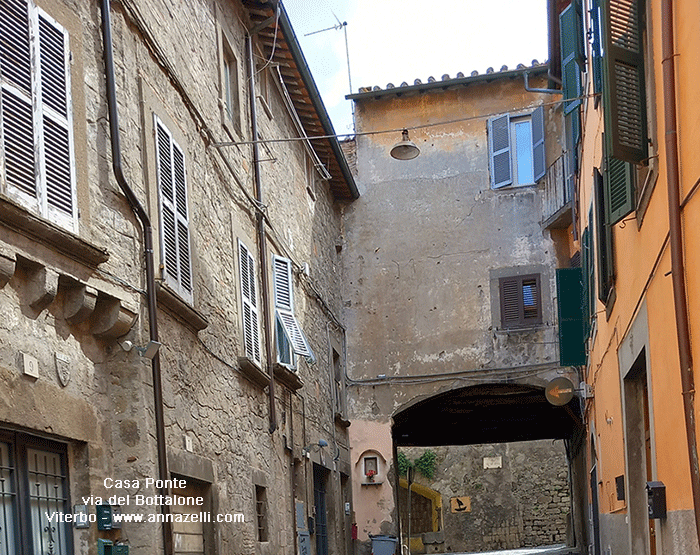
0,0,352,554
399,440,569,553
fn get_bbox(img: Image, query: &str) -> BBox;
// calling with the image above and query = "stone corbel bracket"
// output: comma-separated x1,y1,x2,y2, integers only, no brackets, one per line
2,250,137,340
90,293,138,339
0,252,16,289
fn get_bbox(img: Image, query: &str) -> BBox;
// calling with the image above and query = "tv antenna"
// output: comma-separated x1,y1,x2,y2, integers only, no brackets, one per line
304,10,353,96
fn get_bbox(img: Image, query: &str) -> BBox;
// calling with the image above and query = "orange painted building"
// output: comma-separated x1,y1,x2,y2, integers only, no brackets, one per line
549,0,700,553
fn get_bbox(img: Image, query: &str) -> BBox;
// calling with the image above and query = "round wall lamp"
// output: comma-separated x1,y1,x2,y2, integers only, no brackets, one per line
390,129,420,160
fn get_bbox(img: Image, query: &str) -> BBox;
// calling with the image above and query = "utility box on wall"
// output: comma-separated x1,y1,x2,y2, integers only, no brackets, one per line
646,481,666,519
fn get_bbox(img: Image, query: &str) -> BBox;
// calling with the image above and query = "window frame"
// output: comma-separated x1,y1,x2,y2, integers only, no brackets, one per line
0,430,73,555
0,0,77,233
218,25,242,138
254,485,268,542
498,273,543,329
488,106,546,190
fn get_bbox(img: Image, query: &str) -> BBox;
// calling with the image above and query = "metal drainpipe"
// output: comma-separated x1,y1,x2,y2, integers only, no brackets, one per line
661,0,700,546
246,30,277,434
100,2,173,554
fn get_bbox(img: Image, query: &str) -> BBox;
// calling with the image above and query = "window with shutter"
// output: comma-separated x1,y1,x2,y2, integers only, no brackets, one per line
155,117,193,303
272,255,314,362
594,168,615,303
602,0,647,164
0,0,76,231
590,0,604,95
604,150,635,225
499,274,543,328
239,240,261,365
488,107,545,189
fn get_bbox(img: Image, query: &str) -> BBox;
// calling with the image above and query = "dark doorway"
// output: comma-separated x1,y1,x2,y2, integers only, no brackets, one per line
313,464,329,555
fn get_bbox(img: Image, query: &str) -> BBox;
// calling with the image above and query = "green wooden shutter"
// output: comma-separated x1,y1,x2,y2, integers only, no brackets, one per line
602,0,647,163
560,3,583,115
488,114,512,189
595,168,615,303
590,0,603,95
604,152,635,224
557,268,587,366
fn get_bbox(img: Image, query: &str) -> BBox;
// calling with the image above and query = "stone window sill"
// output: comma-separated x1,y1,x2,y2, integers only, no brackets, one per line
0,194,108,268
361,481,383,486
239,357,270,389
273,362,303,391
156,282,208,333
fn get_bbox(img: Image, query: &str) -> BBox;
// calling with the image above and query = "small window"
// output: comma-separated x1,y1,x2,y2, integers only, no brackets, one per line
488,107,545,189
499,274,543,328
255,485,268,542
220,32,241,136
0,431,72,555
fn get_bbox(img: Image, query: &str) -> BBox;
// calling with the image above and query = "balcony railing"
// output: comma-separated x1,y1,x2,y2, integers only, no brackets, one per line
542,154,573,229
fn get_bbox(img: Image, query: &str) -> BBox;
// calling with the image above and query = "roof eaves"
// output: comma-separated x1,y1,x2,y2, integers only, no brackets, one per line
276,5,360,200
346,64,550,101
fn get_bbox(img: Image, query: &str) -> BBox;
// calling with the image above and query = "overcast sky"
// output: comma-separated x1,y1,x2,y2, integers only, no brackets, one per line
284,0,549,134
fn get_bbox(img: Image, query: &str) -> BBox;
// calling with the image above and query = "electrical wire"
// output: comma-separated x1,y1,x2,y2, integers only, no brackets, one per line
214,91,601,148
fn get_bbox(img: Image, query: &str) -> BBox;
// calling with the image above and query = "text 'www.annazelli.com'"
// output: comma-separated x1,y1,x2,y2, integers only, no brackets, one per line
46,511,245,524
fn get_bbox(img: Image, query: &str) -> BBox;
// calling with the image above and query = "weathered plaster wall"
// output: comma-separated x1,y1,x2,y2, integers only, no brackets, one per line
343,74,576,552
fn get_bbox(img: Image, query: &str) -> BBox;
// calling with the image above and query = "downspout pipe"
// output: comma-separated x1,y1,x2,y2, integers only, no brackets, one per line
661,0,700,547
247,27,277,434
100,2,173,554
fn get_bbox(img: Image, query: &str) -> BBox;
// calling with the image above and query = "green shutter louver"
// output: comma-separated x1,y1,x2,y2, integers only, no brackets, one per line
557,268,587,366
560,3,583,115
604,154,635,224
602,0,647,163
595,168,615,302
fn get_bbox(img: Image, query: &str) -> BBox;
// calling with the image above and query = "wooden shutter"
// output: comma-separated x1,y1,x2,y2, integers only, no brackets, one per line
531,106,546,182
239,241,261,364
155,118,193,301
595,168,615,303
273,256,293,311
556,268,587,366
488,114,512,189
580,228,591,338
272,256,313,359
560,3,583,115
38,10,75,226
602,0,647,163
604,151,635,224
590,0,603,95
1,0,37,202
499,274,542,328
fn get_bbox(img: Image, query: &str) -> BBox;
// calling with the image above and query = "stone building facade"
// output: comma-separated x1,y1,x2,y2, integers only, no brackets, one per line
0,1,356,554
343,66,585,554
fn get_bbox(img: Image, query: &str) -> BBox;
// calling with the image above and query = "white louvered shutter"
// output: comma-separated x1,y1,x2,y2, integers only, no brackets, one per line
239,241,261,364
272,255,313,359
0,1,76,230
488,114,512,189
155,117,193,302
38,9,75,229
